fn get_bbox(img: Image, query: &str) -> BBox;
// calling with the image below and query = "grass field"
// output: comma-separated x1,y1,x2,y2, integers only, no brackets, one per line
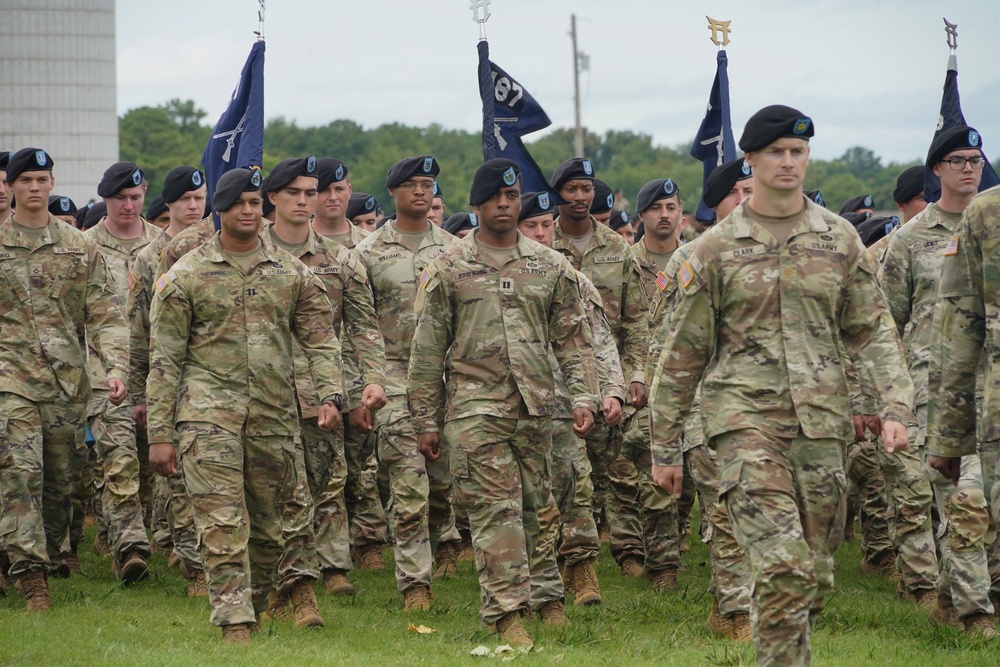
0,529,996,666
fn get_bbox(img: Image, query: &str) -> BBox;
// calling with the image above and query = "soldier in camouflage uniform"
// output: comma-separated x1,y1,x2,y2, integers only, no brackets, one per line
409,159,599,646
147,168,343,644
126,165,209,596
85,161,160,583
0,151,10,222
352,156,457,610
550,158,649,595
0,148,129,610
649,106,914,667
888,127,995,636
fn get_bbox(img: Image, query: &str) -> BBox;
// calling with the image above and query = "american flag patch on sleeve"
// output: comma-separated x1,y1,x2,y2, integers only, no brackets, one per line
655,271,670,291
943,236,959,256
678,261,694,288
126,271,137,291
155,274,170,293
420,267,431,287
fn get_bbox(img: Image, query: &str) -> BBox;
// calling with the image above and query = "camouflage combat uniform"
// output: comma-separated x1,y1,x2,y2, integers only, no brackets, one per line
649,199,914,667
0,215,128,577
408,230,599,626
147,234,342,627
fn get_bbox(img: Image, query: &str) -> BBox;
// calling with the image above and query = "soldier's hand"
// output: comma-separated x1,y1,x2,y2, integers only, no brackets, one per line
652,464,684,498
362,384,388,412
852,414,866,442
628,382,648,409
880,419,908,454
573,408,595,437
864,414,882,437
107,379,127,406
603,397,623,427
349,406,374,433
318,402,342,432
928,455,961,486
417,432,441,461
132,403,148,428
149,442,177,476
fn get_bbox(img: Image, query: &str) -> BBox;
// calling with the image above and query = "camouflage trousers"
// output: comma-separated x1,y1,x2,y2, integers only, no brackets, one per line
88,391,151,563
714,429,847,667
151,474,172,550
178,422,310,627
69,443,100,552
529,493,566,610
301,417,351,574
550,418,600,566
583,415,640,557
847,439,892,561
344,423,388,550
0,393,87,576
150,473,202,574
445,412,553,626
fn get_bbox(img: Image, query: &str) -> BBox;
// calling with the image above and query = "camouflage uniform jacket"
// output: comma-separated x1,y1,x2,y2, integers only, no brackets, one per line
926,185,1000,457
352,220,453,398
0,215,128,402
146,234,342,443
266,223,385,415
552,216,649,384
648,199,914,467
408,231,599,432
156,217,217,278
325,223,370,250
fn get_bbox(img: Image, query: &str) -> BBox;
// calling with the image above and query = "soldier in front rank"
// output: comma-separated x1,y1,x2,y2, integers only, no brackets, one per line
147,168,343,644
85,161,160,583
550,157,649,595
409,159,599,646
649,106,914,666
0,148,128,610
881,126,995,636
126,165,209,596
353,155,458,610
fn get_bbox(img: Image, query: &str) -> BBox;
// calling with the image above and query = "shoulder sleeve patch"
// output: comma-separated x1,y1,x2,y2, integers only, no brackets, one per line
655,271,671,292
126,271,138,291
943,236,959,256
678,261,695,289
420,267,432,288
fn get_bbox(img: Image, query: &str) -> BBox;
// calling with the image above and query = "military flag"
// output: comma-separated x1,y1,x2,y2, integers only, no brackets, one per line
690,49,737,224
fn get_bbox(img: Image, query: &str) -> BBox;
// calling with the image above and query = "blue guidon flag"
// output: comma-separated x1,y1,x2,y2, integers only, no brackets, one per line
477,40,559,201
201,40,265,229
690,49,737,224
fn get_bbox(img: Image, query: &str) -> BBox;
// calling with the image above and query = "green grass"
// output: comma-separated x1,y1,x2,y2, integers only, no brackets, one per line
0,530,996,666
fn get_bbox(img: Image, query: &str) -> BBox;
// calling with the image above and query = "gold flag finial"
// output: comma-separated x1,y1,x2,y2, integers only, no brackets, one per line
944,17,958,51
707,16,732,47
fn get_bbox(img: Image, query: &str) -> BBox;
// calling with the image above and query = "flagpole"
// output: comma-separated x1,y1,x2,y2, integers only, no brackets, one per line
256,0,265,41
471,0,491,40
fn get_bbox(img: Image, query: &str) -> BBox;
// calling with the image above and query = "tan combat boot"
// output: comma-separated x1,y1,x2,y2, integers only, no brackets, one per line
289,579,324,629
92,533,110,556
729,612,752,641
706,599,732,637
913,588,939,611
650,566,678,592
572,559,602,606
496,610,533,647
962,612,997,639
115,550,149,585
14,570,51,612
323,569,356,596
187,569,208,598
266,588,292,622
538,599,567,627
221,623,253,645
929,591,961,629
458,538,475,562
403,583,432,611
560,563,575,600
433,542,457,579
64,549,81,574
620,555,646,578
356,543,386,571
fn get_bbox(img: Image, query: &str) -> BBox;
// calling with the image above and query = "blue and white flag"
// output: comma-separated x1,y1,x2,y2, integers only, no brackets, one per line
201,41,265,227
478,40,557,198
690,49,737,224
924,54,1000,202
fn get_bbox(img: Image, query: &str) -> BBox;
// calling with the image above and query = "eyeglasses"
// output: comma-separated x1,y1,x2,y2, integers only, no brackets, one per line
397,180,436,191
942,156,986,170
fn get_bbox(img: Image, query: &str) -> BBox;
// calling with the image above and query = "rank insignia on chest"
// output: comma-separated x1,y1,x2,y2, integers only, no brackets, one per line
678,261,694,288
419,267,431,288
500,277,514,294
943,236,959,256
655,271,670,291
126,271,137,291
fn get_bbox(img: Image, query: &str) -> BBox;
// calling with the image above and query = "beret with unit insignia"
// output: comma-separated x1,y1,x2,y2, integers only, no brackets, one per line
161,166,205,203
739,104,814,153
5,147,55,182
386,155,440,188
469,158,521,206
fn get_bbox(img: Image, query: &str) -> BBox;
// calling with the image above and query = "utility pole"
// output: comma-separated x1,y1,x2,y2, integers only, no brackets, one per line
571,14,584,158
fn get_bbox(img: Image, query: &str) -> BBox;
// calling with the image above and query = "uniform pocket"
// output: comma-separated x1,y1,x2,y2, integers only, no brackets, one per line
720,459,781,546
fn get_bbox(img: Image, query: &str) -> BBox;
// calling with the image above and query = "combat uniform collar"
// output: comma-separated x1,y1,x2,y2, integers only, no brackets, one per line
202,230,282,269
0,213,60,250
552,214,613,257
89,217,160,253
926,202,961,232
379,218,451,251
729,197,829,244
462,229,537,266
264,220,326,259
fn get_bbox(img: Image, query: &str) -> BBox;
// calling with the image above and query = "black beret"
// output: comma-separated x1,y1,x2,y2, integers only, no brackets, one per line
433,181,444,199
857,215,900,248
83,202,107,230
803,189,825,207
893,166,925,204
347,192,378,220
636,178,680,213
838,194,875,216
841,211,870,229
146,194,168,221
703,158,752,210
47,194,77,217
97,161,144,197
73,204,91,228
609,209,631,231
550,157,595,191
213,167,263,212
316,157,348,191
5,147,54,182
266,156,318,193
518,191,556,221
927,125,982,168
739,104,814,153
469,158,521,206
442,212,479,235
161,166,205,203
590,179,615,214
0,151,9,170
385,156,440,189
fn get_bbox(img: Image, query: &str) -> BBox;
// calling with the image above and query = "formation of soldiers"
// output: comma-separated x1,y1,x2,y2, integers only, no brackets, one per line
1,101,999,665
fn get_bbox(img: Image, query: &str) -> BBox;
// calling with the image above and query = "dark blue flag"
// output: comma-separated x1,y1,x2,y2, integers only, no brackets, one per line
924,54,1000,202
690,49,737,224
201,40,265,228
477,40,557,198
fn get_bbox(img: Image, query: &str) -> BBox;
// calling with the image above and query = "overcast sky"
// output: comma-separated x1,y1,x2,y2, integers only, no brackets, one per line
116,0,1000,163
